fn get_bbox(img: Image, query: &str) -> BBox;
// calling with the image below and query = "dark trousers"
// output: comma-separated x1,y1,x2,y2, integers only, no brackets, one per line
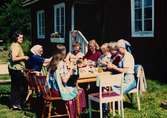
9,68,28,107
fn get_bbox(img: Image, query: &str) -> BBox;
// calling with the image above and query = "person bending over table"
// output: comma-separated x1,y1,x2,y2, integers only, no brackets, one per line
107,39,136,94
97,43,111,69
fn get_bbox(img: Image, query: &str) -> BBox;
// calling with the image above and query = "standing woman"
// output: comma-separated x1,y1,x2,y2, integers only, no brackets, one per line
8,31,29,110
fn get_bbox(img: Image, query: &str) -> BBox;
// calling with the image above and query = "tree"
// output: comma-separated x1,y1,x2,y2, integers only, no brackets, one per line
0,0,31,53
0,0,31,44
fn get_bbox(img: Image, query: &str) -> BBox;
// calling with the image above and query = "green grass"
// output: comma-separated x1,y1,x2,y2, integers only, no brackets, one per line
0,75,10,94
0,50,8,64
0,74,10,80
111,80,167,118
0,104,35,118
0,74,167,117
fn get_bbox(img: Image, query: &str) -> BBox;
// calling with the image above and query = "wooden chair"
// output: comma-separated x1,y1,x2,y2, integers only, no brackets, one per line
88,73,124,118
24,69,39,102
127,64,147,111
35,75,70,118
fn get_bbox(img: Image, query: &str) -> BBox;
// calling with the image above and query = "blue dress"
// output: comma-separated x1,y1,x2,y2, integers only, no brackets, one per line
27,53,44,71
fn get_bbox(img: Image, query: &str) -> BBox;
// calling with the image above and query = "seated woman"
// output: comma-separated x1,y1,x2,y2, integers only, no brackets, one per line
108,41,122,66
107,39,136,94
84,39,101,65
66,41,84,68
27,45,52,72
26,45,52,102
97,43,111,69
47,45,86,117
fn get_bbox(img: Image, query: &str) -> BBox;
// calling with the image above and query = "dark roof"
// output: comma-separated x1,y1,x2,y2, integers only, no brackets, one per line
22,0,96,7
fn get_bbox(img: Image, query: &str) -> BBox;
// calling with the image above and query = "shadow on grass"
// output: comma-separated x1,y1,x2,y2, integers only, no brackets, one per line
0,95,10,107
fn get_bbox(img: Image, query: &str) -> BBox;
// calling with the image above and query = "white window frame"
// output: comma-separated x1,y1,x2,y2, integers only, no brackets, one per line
37,10,45,39
54,3,65,39
131,0,154,37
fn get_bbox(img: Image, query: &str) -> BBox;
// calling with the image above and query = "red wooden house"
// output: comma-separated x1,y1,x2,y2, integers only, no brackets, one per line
23,0,167,82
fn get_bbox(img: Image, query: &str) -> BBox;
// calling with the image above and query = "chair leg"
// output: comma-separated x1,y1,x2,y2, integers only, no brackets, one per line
121,100,124,118
112,101,115,116
100,102,103,118
118,101,121,115
65,104,71,118
137,92,141,111
41,101,46,118
25,89,33,102
88,99,92,118
48,102,52,118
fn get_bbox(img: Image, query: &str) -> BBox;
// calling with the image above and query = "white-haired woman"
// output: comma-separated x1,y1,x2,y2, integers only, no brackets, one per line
27,45,52,72
107,39,136,93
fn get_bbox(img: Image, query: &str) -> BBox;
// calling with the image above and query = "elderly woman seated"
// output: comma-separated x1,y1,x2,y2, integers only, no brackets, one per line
107,39,136,94
27,45,52,72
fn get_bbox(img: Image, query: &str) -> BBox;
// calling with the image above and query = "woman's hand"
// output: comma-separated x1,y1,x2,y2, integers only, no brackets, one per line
107,63,117,69
24,56,29,60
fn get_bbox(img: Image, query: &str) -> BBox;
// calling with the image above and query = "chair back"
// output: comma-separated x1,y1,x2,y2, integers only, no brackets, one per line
97,73,124,99
134,65,147,93
35,75,51,97
98,73,124,87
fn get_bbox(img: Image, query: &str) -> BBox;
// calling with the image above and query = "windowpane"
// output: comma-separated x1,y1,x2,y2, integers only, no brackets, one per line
61,7,64,16
56,8,60,17
61,26,64,37
54,3,65,38
56,16,60,26
144,20,152,31
37,10,45,38
42,13,45,35
144,7,152,19
135,20,142,31
135,9,142,20
38,14,41,35
135,0,142,8
144,0,152,7
56,26,60,33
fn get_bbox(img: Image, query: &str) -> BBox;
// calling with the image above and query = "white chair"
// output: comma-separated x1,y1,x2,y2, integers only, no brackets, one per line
88,73,124,118
128,64,147,111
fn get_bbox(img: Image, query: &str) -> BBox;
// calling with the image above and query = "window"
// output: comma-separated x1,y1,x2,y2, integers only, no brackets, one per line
131,0,154,37
54,3,65,38
37,10,45,39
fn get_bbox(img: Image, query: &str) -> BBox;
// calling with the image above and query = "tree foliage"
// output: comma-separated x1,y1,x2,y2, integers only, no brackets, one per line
0,0,31,44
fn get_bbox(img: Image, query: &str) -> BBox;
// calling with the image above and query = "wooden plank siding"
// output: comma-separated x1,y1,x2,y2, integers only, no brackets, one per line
25,0,167,82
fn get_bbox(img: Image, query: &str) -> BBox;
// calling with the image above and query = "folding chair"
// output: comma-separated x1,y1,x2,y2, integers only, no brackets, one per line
88,73,124,118
128,64,147,111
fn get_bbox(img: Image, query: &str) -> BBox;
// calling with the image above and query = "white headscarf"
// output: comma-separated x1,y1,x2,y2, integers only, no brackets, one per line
30,45,43,56
117,39,132,53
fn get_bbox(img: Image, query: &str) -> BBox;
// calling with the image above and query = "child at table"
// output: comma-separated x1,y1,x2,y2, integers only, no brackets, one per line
47,45,86,117
66,41,84,65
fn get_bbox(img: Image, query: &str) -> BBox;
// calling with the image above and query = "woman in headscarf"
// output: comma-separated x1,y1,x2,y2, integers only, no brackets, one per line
107,39,136,94
27,44,52,72
25,45,52,103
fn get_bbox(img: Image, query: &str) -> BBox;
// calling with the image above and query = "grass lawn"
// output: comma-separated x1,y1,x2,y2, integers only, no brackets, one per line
0,74,167,118
0,50,8,64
